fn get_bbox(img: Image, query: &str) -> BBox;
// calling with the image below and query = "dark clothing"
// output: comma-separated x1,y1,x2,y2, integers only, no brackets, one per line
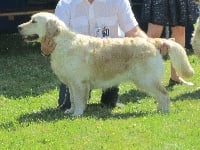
101,87,119,107
58,84,119,110
141,0,199,26
185,24,195,51
131,0,147,31
58,83,71,110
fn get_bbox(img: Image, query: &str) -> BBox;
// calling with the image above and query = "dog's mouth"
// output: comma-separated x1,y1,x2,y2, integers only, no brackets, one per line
22,34,39,41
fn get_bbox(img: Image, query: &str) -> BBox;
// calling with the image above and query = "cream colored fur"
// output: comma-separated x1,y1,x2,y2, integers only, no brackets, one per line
18,12,194,116
191,17,200,57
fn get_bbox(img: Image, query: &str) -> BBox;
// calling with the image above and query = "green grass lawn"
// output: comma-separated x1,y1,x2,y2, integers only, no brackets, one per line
0,34,200,149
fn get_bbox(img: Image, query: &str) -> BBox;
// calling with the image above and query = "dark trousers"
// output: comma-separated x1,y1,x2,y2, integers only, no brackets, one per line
58,83,119,110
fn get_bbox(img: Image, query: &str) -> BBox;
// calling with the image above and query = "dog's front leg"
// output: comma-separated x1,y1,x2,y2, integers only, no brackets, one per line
65,82,90,116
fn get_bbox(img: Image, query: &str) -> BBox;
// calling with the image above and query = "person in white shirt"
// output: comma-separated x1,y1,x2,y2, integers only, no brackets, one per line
41,0,148,110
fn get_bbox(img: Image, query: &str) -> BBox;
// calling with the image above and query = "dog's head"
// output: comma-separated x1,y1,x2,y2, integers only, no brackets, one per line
18,12,63,42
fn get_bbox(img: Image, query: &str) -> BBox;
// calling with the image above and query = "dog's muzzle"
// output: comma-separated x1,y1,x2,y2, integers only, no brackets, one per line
18,26,39,41
22,34,39,41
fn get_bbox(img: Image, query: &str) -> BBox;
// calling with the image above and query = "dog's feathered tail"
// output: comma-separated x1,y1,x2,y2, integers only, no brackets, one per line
166,40,194,78
149,38,194,78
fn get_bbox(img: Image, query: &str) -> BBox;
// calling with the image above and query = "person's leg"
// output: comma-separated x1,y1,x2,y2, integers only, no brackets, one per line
147,23,169,55
171,26,185,49
170,26,185,82
58,83,71,110
185,23,194,51
101,86,119,108
147,23,164,38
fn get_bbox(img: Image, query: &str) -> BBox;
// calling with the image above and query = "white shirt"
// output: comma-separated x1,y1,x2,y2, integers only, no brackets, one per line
55,0,138,38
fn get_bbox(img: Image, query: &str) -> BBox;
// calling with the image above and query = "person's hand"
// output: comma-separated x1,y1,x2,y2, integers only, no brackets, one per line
159,38,176,56
159,42,168,56
41,36,56,55
148,38,169,56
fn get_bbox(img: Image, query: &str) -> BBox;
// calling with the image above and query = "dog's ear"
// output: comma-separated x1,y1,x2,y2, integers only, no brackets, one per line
46,19,61,38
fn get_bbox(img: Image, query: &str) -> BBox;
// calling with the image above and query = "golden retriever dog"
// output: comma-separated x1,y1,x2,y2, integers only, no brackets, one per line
191,17,200,57
18,12,194,116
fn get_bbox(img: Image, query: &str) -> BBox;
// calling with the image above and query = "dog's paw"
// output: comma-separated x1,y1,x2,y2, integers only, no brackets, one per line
64,108,74,114
72,111,84,117
157,105,170,113
64,109,83,116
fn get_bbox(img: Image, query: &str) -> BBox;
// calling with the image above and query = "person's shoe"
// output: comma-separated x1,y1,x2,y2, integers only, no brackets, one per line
101,87,119,108
57,83,71,110
167,78,194,87
167,78,182,87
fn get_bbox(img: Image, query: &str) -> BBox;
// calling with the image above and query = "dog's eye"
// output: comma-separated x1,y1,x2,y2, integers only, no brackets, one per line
32,20,37,23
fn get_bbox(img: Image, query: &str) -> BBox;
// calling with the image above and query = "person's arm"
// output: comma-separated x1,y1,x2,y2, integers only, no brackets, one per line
55,0,71,27
126,26,168,55
117,0,143,36
125,25,148,38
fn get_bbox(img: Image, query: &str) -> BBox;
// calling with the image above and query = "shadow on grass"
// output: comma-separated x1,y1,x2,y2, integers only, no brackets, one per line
0,34,60,98
0,33,61,98
15,89,153,124
0,33,41,56
0,108,64,131
84,103,155,120
120,89,149,104
17,102,155,125
171,88,200,102
0,54,60,98
17,108,65,124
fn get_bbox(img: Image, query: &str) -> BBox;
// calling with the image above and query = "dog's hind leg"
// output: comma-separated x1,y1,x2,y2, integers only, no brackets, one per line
134,78,170,113
152,82,170,113
64,82,90,116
